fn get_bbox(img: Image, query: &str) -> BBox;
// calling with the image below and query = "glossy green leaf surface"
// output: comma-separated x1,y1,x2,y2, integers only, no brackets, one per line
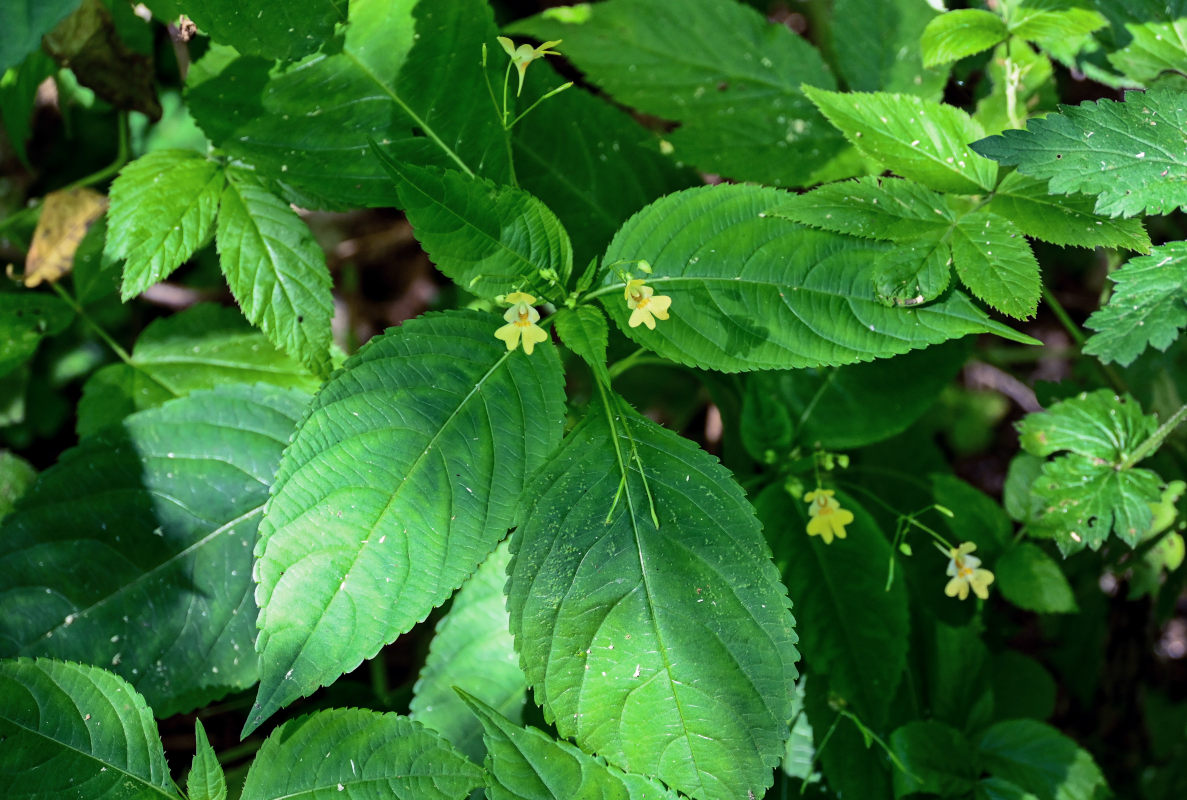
0,385,309,716
508,395,798,800
996,543,1078,614
249,310,566,735
1084,241,1187,365
828,0,946,97
0,657,179,799
770,177,954,242
1108,20,1187,84
1008,7,1107,44
950,209,1040,319
597,184,1035,372
0,0,80,72
0,292,74,378
978,720,1106,800
181,0,344,62
240,709,482,800
187,719,227,800
553,305,610,382
890,720,978,798
920,9,1008,67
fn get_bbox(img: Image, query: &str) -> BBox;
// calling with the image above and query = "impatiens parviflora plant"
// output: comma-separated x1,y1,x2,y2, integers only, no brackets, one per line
6,0,1187,798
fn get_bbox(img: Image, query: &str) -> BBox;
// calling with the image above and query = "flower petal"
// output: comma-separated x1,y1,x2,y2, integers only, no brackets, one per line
520,323,549,355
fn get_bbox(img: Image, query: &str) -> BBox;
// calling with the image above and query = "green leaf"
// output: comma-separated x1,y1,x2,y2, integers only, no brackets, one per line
873,235,954,306
0,657,179,798
769,176,954,242
0,385,309,716
925,621,995,732
597,184,1035,373
553,305,611,382
970,89,1187,217
932,474,1013,560
741,375,794,462
0,291,73,378
0,50,56,166
949,209,1041,319
804,86,998,194
990,651,1056,723
978,776,1042,800
249,310,566,735
974,39,1058,137
984,172,1150,252
755,485,908,727
890,720,978,798
509,0,847,188
461,692,681,800
372,151,573,300
1018,390,1163,551
1008,7,1108,44
239,709,482,800
920,9,1009,67
1004,452,1046,525
76,304,321,437
188,719,227,800
781,678,817,782
1084,241,1187,365
106,150,225,299
828,0,947,97
411,541,526,764
978,720,1107,800
181,0,344,62
0,451,36,520
803,675,892,798
508,395,798,800
996,543,1078,613
0,0,80,72
1108,20,1187,85
216,168,334,375
186,0,509,208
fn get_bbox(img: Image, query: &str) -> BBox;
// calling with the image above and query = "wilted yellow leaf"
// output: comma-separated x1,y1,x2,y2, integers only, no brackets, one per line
24,187,108,288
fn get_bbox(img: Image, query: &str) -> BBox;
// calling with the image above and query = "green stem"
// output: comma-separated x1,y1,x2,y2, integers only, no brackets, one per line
507,82,574,129
1124,403,1187,468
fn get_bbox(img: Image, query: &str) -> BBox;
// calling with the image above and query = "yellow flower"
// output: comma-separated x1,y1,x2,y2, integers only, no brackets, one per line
804,489,854,544
944,542,995,601
494,291,549,355
624,278,672,330
497,37,563,96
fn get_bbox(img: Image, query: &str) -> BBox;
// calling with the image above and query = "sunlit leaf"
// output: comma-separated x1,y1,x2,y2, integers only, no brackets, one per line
920,9,1008,67
1084,241,1187,365
187,719,227,800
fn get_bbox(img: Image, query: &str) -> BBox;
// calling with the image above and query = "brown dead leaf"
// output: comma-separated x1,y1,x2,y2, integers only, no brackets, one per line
24,188,108,288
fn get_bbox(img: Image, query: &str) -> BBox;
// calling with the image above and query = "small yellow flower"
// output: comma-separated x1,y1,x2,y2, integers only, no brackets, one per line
494,291,549,355
804,489,854,545
944,542,995,601
497,37,563,96
624,278,672,330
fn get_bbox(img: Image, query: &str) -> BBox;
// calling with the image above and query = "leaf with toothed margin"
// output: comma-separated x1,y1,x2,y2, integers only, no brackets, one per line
246,310,566,736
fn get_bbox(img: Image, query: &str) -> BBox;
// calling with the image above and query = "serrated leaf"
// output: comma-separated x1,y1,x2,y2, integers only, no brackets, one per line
240,709,482,800
0,451,36,520
978,720,1107,800
188,719,227,800
508,395,798,800
1084,241,1187,365
0,291,74,378
216,168,333,375
873,235,954,305
996,543,1078,614
1108,20,1187,85
985,172,1150,252
0,385,309,716
920,9,1008,67
1008,7,1108,44
461,692,680,800
0,0,80,72
829,0,947,97
372,150,573,300
597,184,1035,373
769,176,954,242
890,720,978,798
186,0,509,209
553,305,610,382
509,0,847,188
181,0,344,62
411,541,525,764
755,485,908,727
950,209,1040,319
804,87,997,194
248,311,566,735
970,89,1187,217
1019,390,1158,461
0,657,179,798
106,150,225,298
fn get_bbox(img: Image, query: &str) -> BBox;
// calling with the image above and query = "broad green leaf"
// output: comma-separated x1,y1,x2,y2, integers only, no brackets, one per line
828,0,947,97
978,777,1042,800
180,0,344,62
0,451,36,519
996,543,1078,613
372,150,573,300
925,621,995,733
553,305,611,382
985,172,1150,252
920,9,1008,67
597,184,1035,373
890,720,978,798
0,657,179,798
411,541,525,764
769,177,954,242
978,720,1107,800
1108,20,1187,84
1008,7,1108,44
1004,452,1046,525
932,474,1013,561
0,0,80,72
186,0,509,209
510,0,847,188
0,50,56,166
76,304,321,437
1084,241,1187,365
805,86,998,194
240,709,482,800
970,89,1187,217
462,692,680,800
873,235,953,305
105,150,225,299
741,375,794,463
0,385,309,716
756,485,908,727
216,168,334,375
249,311,566,735
188,719,227,800
0,291,73,378
508,395,798,800
990,651,1057,723
1018,390,1163,552
949,209,1040,319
